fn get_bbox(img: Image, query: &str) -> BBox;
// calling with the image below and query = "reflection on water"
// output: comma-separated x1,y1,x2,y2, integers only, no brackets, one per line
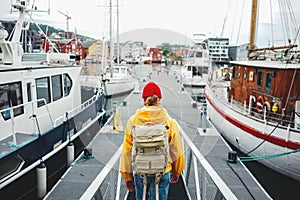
80,63,104,76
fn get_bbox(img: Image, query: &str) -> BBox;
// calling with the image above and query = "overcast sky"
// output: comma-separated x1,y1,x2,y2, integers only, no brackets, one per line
1,0,300,47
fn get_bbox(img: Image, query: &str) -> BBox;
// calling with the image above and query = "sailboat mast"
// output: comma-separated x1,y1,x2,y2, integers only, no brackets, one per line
116,0,120,64
249,0,258,52
109,0,113,76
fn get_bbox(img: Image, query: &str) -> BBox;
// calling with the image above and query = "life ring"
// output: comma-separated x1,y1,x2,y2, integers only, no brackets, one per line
256,96,264,113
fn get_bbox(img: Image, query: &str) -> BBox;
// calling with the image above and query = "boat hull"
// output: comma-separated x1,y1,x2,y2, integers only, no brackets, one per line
104,78,136,97
205,86,300,181
0,92,107,199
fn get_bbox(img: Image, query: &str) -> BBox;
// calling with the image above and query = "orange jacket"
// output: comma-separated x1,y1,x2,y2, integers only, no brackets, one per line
120,106,185,182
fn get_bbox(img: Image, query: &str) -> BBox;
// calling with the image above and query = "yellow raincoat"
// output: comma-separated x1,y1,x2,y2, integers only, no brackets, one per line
120,106,185,182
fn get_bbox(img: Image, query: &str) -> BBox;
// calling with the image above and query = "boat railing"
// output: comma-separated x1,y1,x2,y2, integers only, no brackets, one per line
78,125,238,200
0,98,53,144
54,91,104,126
225,94,297,129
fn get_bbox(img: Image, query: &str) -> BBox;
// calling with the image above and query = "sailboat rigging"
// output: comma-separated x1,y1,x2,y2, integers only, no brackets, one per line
102,0,136,97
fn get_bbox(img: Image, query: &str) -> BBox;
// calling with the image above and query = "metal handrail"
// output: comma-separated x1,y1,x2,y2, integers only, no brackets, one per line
80,124,239,200
179,126,238,200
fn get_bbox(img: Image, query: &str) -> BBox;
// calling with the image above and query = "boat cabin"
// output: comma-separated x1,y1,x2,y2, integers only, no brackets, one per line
228,60,300,122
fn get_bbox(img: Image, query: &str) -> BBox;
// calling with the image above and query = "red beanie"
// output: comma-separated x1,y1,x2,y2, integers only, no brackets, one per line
142,82,162,99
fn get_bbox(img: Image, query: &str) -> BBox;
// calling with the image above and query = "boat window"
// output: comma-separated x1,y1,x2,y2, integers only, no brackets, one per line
196,52,203,58
113,67,119,74
63,73,72,97
0,82,24,120
121,68,126,74
52,75,63,101
257,71,263,88
27,83,32,102
265,72,272,90
192,67,201,76
36,77,51,107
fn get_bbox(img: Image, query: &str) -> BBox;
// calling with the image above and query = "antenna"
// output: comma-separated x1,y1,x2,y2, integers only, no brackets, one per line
58,10,71,36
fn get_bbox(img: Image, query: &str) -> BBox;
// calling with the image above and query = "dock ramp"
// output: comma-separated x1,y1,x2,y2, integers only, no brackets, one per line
45,66,270,200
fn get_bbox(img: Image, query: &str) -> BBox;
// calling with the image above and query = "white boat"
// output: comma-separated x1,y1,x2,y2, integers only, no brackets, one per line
102,64,136,97
205,0,300,181
181,41,210,86
139,55,152,64
80,0,136,97
0,1,107,198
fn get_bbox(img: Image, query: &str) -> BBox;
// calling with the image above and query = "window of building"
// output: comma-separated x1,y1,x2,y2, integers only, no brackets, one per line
265,72,272,90
36,77,51,107
52,75,63,101
64,73,72,96
257,71,263,88
196,52,203,58
0,81,24,120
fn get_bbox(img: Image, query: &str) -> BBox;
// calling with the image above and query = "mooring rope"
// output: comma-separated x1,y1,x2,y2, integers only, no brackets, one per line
236,149,300,162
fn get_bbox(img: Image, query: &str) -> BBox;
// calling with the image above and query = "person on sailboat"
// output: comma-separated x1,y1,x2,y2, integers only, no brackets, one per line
120,82,185,200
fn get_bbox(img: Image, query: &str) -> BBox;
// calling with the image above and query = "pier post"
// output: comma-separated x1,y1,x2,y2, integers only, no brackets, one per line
202,103,207,133
37,162,47,199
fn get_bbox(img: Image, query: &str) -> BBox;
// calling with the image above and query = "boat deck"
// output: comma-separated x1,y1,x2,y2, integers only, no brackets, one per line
45,65,270,199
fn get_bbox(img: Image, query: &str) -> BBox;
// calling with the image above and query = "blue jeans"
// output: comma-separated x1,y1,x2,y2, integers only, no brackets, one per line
134,172,170,200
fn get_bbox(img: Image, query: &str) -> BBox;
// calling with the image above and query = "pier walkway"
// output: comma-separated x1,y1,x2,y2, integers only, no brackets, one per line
45,65,271,199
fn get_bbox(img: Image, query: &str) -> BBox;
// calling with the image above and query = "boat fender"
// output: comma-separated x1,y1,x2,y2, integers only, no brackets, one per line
256,95,264,113
37,162,47,199
272,102,278,113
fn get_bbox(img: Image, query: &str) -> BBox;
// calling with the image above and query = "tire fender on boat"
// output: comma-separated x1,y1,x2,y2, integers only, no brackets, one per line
256,95,264,113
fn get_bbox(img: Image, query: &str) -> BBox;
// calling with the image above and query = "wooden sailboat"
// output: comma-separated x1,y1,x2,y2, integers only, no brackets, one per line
205,0,300,181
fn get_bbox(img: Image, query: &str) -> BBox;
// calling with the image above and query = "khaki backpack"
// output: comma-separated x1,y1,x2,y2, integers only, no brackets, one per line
132,120,169,176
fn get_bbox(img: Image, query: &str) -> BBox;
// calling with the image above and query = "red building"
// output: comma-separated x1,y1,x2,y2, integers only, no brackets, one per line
149,48,163,63
55,38,85,61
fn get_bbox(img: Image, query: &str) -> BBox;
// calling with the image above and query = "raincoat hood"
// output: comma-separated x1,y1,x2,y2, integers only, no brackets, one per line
135,106,168,124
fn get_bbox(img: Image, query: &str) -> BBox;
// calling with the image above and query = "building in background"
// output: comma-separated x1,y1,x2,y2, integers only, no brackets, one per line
204,37,229,62
228,43,249,61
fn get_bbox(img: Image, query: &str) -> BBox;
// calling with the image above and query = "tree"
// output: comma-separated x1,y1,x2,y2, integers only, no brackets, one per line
157,43,172,56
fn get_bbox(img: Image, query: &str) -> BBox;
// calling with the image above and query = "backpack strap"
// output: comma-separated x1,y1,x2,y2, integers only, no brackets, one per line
155,173,161,200
141,174,147,200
